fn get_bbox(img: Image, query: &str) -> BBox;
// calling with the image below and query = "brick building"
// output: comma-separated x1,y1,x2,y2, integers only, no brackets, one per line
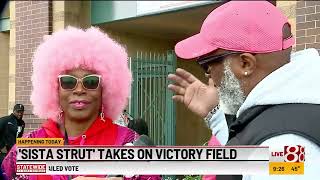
296,1,320,51
0,1,318,145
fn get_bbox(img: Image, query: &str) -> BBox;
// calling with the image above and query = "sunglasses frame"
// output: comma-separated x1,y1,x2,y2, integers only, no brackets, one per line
58,74,102,91
197,51,242,74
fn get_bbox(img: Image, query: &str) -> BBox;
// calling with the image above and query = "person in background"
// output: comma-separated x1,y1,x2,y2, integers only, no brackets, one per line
15,104,26,138
168,1,319,180
115,110,133,127
0,104,25,165
0,0,8,16
127,118,149,136
2,26,160,180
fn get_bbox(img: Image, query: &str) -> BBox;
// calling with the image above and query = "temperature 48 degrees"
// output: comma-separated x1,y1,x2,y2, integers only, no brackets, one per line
291,166,300,171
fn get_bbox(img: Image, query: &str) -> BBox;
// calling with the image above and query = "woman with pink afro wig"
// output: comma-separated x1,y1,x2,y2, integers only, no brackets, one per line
31,26,131,121
2,26,160,180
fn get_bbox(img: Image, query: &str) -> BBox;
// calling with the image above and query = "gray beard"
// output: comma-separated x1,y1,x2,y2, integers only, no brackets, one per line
217,60,246,115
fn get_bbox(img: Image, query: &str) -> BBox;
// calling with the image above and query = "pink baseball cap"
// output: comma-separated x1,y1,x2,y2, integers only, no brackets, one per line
175,1,295,59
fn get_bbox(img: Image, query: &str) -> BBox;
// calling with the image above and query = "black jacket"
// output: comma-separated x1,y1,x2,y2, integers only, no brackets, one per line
227,104,320,146
217,103,320,180
17,118,25,138
0,114,24,152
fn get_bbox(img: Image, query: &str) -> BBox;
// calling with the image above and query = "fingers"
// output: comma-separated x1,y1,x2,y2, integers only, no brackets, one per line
168,73,189,88
172,95,184,103
168,83,185,103
175,68,198,84
168,68,200,88
168,84,185,95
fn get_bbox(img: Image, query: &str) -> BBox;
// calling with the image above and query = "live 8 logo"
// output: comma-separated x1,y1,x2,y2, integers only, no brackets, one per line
284,145,305,162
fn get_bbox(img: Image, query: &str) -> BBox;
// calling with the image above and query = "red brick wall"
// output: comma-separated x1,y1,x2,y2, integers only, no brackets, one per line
15,1,52,132
296,1,320,51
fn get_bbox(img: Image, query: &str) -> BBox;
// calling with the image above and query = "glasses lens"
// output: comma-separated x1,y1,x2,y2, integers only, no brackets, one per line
83,76,100,89
60,76,77,90
202,64,209,73
197,61,209,74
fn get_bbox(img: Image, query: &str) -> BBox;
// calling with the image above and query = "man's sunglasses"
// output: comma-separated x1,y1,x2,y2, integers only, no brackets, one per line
58,74,101,90
197,51,241,74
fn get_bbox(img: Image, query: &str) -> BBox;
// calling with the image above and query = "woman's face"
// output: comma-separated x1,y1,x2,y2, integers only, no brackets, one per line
58,68,102,122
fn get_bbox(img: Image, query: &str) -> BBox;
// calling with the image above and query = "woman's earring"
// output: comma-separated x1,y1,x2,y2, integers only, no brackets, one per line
244,71,248,76
100,106,105,122
58,109,64,122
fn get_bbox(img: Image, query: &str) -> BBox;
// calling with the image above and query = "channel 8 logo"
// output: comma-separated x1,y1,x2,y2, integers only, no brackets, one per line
284,145,305,162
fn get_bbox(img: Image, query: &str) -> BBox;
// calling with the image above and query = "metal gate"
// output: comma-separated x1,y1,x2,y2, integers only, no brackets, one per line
129,51,176,145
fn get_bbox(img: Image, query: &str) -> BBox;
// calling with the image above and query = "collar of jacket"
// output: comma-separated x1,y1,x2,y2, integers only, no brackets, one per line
228,105,273,140
10,113,18,120
41,116,118,145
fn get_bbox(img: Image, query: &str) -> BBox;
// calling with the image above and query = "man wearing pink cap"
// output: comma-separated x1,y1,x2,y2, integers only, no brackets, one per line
168,1,319,179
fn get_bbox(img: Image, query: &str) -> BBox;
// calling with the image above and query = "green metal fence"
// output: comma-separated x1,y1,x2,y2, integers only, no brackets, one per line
129,51,176,145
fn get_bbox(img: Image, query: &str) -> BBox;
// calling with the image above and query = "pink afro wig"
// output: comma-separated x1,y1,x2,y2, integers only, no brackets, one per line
31,26,132,121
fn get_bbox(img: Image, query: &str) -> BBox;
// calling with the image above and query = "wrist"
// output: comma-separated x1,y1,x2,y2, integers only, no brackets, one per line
204,104,220,126
200,103,219,118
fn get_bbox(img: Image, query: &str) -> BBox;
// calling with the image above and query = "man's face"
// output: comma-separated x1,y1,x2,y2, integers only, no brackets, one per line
199,50,246,115
14,110,24,120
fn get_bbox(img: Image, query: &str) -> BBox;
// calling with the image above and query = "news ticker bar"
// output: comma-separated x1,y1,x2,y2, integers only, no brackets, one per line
16,162,304,175
15,146,304,175
17,147,268,161
17,161,268,175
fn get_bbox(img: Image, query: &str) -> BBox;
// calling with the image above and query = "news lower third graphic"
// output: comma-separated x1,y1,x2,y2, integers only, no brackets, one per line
15,138,304,175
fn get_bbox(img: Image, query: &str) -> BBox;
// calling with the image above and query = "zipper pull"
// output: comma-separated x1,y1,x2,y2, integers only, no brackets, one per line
80,135,86,145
